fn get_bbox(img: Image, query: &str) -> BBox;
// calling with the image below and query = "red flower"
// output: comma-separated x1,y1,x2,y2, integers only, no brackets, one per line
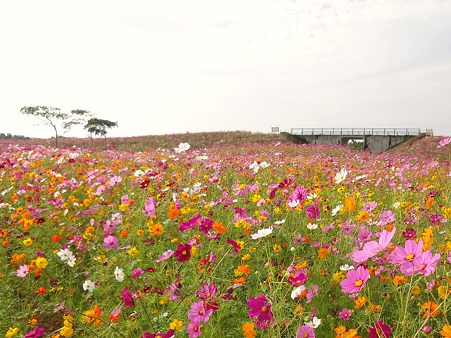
175,243,192,262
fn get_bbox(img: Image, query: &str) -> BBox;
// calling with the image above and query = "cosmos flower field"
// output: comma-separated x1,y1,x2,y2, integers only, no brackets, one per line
1,135,450,337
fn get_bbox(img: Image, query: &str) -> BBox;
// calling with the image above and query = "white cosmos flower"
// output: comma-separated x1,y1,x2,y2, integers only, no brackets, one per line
250,227,273,240
114,266,125,282
307,223,318,230
291,285,306,299
339,264,355,271
273,219,286,225
57,248,75,267
288,200,300,208
306,316,321,328
334,168,348,184
174,142,190,153
83,280,95,293
331,205,342,216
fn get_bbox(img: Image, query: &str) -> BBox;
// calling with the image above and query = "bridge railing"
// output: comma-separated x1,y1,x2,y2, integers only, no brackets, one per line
290,128,421,136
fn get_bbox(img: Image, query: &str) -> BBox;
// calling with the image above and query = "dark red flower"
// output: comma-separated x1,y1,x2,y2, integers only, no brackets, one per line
174,243,191,262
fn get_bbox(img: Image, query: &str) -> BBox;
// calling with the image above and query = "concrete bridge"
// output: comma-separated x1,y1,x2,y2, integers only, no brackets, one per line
288,128,424,154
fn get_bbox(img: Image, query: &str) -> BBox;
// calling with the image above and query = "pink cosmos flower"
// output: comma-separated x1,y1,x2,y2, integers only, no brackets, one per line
154,250,174,262
369,320,392,338
144,197,156,217
287,185,307,208
16,264,30,277
402,250,441,276
352,227,396,263
296,325,315,337
186,322,201,338
104,235,119,249
131,267,144,279
340,266,370,294
188,301,213,323
437,137,451,148
247,294,274,329
338,308,351,320
196,283,217,301
379,210,395,225
388,240,423,265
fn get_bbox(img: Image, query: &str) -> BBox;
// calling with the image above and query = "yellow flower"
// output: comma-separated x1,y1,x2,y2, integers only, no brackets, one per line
35,257,48,269
441,206,451,219
5,327,19,338
127,247,139,257
333,271,345,282
169,319,183,330
241,254,251,261
273,244,282,253
60,326,74,337
23,238,33,246
438,285,451,300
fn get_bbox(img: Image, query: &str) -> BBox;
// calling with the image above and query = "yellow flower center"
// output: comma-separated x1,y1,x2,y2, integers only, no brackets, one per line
354,280,363,287
405,254,414,261
261,306,268,312
182,250,187,255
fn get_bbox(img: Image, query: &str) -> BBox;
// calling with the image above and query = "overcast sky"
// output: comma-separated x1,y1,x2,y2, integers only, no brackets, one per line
1,0,451,138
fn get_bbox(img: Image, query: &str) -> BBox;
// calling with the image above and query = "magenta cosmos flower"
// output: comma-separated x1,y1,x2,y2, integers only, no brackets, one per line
369,320,392,338
174,243,192,262
141,329,174,338
340,266,370,294
305,205,320,220
247,294,274,328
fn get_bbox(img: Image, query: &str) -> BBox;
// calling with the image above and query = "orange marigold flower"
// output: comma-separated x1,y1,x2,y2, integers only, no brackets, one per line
422,301,441,318
368,303,381,313
421,227,434,251
440,324,451,337
150,223,163,236
212,221,226,234
392,275,407,286
318,247,329,259
242,322,256,338
83,305,103,327
344,197,356,212
355,210,369,222
36,286,47,295
52,234,62,242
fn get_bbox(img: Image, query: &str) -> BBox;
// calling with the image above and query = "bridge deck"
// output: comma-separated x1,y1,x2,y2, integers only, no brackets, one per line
290,128,421,136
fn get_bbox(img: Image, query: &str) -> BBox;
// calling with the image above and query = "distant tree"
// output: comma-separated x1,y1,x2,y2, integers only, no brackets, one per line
84,118,118,147
0,133,30,140
19,106,93,147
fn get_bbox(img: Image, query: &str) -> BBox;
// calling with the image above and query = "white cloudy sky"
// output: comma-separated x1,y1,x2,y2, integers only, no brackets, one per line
1,0,451,138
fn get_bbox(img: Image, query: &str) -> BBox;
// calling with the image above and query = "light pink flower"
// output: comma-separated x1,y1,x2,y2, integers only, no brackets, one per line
352,227,396,263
